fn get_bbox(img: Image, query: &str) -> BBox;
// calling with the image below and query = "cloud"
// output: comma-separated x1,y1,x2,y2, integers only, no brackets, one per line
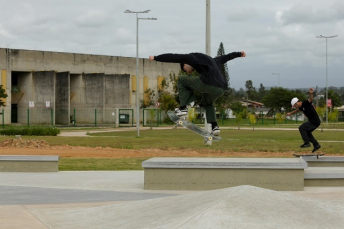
226,6,259,22
0,24,16,39
75,10,111,28
276,3,344,25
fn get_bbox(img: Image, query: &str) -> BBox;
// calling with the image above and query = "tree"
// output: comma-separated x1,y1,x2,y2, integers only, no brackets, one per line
328,109,339,128
0,85,8,107
245,80,257,101
216,42,230,85
275,112,284,128
315,105,326,132
236,113,242,130
229,101,246,116
328,90,342,108
249,113,256,131
262,87,306,112
214,42,232,116
257,83,267,102
232,87,246,100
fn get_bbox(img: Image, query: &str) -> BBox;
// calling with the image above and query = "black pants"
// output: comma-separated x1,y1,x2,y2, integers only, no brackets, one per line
299,121,320,146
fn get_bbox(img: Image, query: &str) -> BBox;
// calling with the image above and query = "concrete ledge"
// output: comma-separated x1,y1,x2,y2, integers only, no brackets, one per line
301,156,344,167
304,167,344,187
0,155,59,172
143,157,307,191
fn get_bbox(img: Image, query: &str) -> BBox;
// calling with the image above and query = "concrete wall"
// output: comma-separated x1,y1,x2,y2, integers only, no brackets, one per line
32,71,55,124
0,48,180,125
104,74,130,124
55,72,70,125
17,72,32,124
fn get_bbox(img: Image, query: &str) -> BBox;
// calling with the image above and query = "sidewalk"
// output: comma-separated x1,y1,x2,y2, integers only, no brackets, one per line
1,171,344,228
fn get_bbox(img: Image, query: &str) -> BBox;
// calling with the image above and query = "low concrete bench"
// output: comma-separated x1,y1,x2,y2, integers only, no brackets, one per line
0,155,59,172
301,156,344,167
142,157,307,191
304,167,344,187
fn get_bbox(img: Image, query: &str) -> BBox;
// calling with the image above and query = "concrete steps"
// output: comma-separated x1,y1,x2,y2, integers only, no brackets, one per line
142,156,344,192
302,156,344,187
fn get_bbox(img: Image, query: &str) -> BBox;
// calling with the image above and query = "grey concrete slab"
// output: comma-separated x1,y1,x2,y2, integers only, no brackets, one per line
0,155,59,172
305,167,344,179
27,185,344,229
142,157,308,169
0,155,59,162
302,156,344,167
0,171,193,194
0,185,175,205
143,157,307,191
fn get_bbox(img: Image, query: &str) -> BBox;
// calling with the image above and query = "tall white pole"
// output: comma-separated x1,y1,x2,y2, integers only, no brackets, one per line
136,13,140,137
205,0,212,143
316,35,338,125
325,37,328,125
206,0,211,56
125,10,156,137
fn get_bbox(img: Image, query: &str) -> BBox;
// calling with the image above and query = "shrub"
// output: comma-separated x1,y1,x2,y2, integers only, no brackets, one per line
0,126,60,136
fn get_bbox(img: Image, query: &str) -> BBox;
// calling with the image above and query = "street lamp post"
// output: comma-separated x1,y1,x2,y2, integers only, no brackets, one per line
124,10,157,137
272,73,280,87
316,34,338,125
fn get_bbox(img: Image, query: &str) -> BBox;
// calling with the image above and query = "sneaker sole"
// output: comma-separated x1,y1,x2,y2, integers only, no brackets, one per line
176,113,188,117
212,131,220,136
312,146,321,153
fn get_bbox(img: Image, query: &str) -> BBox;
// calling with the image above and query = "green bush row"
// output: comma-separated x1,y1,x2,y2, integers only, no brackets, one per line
0,126,60,136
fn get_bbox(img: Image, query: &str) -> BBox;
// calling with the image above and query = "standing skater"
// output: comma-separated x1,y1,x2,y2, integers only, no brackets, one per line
148,51,246,136
286,88,321,153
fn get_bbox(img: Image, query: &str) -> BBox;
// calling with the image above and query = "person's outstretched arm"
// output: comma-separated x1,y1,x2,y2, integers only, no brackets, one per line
148,53,193,63
308,88,314,103
286,109,300,116
214,51,246,64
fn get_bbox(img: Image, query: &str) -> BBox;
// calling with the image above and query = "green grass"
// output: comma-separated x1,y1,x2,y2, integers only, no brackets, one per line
59,157,149,171
1,128,344,170
1,128,343,153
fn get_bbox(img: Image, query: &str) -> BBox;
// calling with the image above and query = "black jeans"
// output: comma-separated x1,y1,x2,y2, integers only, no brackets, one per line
299,121,320,146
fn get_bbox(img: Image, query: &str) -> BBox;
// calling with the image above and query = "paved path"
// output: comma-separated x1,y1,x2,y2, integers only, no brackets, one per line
1,171,344,228
58,126,344,137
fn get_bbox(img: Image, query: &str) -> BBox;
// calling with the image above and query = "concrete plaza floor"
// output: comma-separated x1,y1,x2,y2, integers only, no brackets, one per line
1,171,344,229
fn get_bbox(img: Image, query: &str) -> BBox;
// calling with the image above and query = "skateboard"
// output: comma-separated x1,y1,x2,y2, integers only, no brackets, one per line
293,153,325,159
167,111,221,142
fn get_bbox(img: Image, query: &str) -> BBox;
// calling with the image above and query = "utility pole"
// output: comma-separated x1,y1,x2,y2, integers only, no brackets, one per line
206,0,211,56
316,34,338,125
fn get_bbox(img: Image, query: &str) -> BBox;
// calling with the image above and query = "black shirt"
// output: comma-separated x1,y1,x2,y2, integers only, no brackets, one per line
299,100,321,126
154,52,242,90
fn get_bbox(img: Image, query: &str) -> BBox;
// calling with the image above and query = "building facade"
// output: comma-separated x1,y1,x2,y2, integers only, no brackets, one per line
0,48,179,125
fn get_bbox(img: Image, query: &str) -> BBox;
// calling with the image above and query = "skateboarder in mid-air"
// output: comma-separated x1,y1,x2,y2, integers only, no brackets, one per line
286,88,321,153
148,51,246,136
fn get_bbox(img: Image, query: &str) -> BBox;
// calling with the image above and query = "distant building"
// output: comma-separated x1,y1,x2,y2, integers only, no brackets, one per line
0,48,179,125
241,99,264,109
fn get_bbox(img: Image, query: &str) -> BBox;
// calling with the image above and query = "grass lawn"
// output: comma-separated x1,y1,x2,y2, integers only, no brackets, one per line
1,128,343,170
58,157,149,171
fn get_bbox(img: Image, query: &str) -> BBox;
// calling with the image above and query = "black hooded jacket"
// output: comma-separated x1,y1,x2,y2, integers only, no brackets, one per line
153,52,242,90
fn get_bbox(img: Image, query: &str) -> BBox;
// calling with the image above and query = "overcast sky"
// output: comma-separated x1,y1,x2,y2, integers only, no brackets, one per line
0,0,343,89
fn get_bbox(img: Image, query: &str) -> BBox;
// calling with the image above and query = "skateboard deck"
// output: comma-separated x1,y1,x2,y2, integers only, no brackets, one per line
167,111,221,141
293,153,325,159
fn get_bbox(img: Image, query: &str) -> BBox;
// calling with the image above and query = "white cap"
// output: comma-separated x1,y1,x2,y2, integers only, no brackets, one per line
291,97,298,107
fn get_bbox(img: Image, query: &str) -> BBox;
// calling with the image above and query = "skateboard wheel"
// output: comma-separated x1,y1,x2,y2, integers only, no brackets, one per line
208,136,213,141
178,121,183,125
